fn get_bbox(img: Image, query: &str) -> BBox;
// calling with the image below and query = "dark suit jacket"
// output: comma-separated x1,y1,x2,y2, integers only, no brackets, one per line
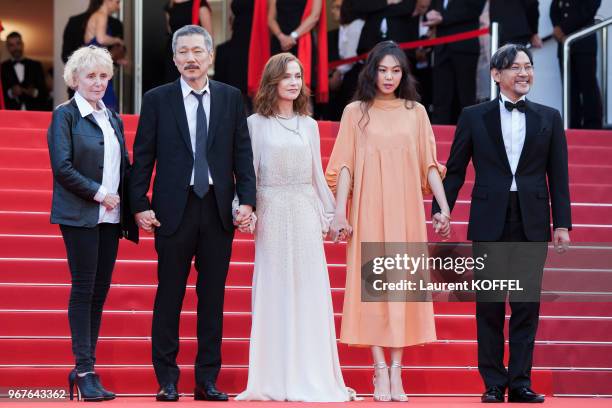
1,58,49,111
550,0,601,55
490,0,539,45
431,0,486,62
61,12,124,63
129,79,256,236
47,99,138,242
354,0,416,54
433,99,572,242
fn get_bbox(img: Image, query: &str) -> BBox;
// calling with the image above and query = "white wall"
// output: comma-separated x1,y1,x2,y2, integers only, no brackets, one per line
53,0,89,107
528,0,612,126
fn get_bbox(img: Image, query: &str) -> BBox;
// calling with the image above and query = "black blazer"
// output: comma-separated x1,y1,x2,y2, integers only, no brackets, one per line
430,0,486,61
129,79,256,236
433,99,572,242
354,0,416,54
47,99,138,242
550,0,601,55
1,58,49,111
490,0,539,45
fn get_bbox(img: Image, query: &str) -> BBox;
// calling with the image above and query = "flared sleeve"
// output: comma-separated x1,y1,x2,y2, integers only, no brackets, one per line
307,118,336,234
325,103,357,197
417,104,447,196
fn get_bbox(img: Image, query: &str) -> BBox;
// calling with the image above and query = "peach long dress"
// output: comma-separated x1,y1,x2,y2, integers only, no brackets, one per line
325,98,446,347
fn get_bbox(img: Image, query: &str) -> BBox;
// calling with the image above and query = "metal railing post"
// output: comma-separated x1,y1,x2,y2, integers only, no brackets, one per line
490,22,499,101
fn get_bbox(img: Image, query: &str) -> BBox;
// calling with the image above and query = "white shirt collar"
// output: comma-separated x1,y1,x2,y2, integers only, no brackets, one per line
74,91,108,118
499,92,527,106
180,76,210,99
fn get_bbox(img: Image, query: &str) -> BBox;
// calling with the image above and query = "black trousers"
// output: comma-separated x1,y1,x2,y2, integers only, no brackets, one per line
432,52,478,125
152,187,234,387
558,50,603,129
473,193,548,391
60,223,121,373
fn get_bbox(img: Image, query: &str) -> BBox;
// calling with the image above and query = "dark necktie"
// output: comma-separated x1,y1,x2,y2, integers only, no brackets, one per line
191,91,209,198
504,99,526,113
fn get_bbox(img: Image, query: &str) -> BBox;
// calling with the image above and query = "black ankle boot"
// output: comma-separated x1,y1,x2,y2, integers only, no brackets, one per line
68,370,104,401
93,374,116,400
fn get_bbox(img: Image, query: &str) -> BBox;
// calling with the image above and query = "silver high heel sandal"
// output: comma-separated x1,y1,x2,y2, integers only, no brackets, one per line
390,361,409,402
373,362,391,402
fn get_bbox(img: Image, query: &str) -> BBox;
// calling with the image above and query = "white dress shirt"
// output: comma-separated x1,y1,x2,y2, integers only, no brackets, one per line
74,91,121,224
499,93,527,191
8,60,28,110
337,19,365,75
180,77,214,185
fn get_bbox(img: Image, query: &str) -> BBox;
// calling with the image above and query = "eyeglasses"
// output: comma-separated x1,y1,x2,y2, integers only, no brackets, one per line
507,65,534,74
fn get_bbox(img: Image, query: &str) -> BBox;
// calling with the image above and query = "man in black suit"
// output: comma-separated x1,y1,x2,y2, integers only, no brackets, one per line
1,32,49,111
354,0,416,55
425,0,486,125
551,0,602,129
432,44,572,403
129,25,256,402
490,0,541,47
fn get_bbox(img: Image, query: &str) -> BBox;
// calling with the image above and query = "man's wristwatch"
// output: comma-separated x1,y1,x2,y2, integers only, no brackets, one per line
290,31,299,41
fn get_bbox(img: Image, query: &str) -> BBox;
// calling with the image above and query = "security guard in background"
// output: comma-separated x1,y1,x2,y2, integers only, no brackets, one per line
550,0,602,129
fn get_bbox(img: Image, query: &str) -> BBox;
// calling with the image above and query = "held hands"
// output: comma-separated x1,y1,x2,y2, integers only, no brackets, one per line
277,33,297,51
424,10,443,27
553,228,571,254
135,210,161,233
102,193,120,210
329,213,353,243
530,34,543,48
432,212,451,239
235,205,255,234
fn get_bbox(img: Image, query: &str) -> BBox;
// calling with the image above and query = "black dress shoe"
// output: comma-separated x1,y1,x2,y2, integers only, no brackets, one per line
481,386,505,403
508,387,545,403
156,384,179,402
92,374,115,400
194,381,229,401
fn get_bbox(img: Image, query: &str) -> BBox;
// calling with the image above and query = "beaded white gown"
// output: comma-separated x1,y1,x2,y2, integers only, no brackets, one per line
235,114,350,402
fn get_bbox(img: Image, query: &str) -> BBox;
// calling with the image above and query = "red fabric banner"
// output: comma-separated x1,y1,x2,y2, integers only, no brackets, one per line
192,0,202,25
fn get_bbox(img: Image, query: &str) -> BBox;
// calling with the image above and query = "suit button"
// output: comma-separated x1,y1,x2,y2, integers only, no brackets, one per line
99,141,104,145
99,165,103,169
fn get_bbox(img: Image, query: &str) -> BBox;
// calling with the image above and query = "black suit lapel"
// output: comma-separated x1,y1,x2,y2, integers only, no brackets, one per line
170,79,194,155
207,80,223,151
516,100,542,172
483,100,512,173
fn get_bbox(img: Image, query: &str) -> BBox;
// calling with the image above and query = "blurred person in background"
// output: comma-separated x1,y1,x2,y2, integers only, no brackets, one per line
1,31,49,111
551,0,602,129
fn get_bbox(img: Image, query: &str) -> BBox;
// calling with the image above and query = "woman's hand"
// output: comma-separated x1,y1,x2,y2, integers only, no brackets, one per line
329,213,353,243
278,33,297,51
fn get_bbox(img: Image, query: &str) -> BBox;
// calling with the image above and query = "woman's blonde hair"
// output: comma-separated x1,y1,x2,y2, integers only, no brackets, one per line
63,45,114,90
254,53,311,117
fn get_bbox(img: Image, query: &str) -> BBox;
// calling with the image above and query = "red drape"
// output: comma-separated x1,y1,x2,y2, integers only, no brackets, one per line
248,0,329,103
0,20,5,109
192,0,202,25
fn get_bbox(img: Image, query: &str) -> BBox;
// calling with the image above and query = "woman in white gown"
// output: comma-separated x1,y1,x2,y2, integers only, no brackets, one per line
235,53,351,402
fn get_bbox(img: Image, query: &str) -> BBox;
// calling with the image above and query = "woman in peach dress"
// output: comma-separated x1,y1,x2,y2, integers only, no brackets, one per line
326,41,451,402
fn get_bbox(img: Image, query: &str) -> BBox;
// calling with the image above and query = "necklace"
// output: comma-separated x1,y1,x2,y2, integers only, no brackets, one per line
275,112,296,120
274,114,300,136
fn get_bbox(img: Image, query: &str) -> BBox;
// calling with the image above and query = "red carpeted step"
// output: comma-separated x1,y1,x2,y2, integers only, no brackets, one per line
0,309,476,340
0,366,557,395
2,202,611,229
1,307,611,342
3,338,611,370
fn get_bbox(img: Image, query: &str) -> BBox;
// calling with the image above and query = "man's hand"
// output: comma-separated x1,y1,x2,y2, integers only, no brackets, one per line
10,84,23,98
102,193,120,210
553,26,566,43
413,0,432,16
329,70,343,92
432,212,451,239
530,34,543,48
424,10,443,27
135,210,161,233
553,228,570,253
387,0,402,5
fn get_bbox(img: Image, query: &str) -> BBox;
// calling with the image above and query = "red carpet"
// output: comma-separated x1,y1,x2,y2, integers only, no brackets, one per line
0,110,611,398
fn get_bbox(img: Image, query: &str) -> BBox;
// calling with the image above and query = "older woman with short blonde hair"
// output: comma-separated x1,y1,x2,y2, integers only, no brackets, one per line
48,45,137,402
